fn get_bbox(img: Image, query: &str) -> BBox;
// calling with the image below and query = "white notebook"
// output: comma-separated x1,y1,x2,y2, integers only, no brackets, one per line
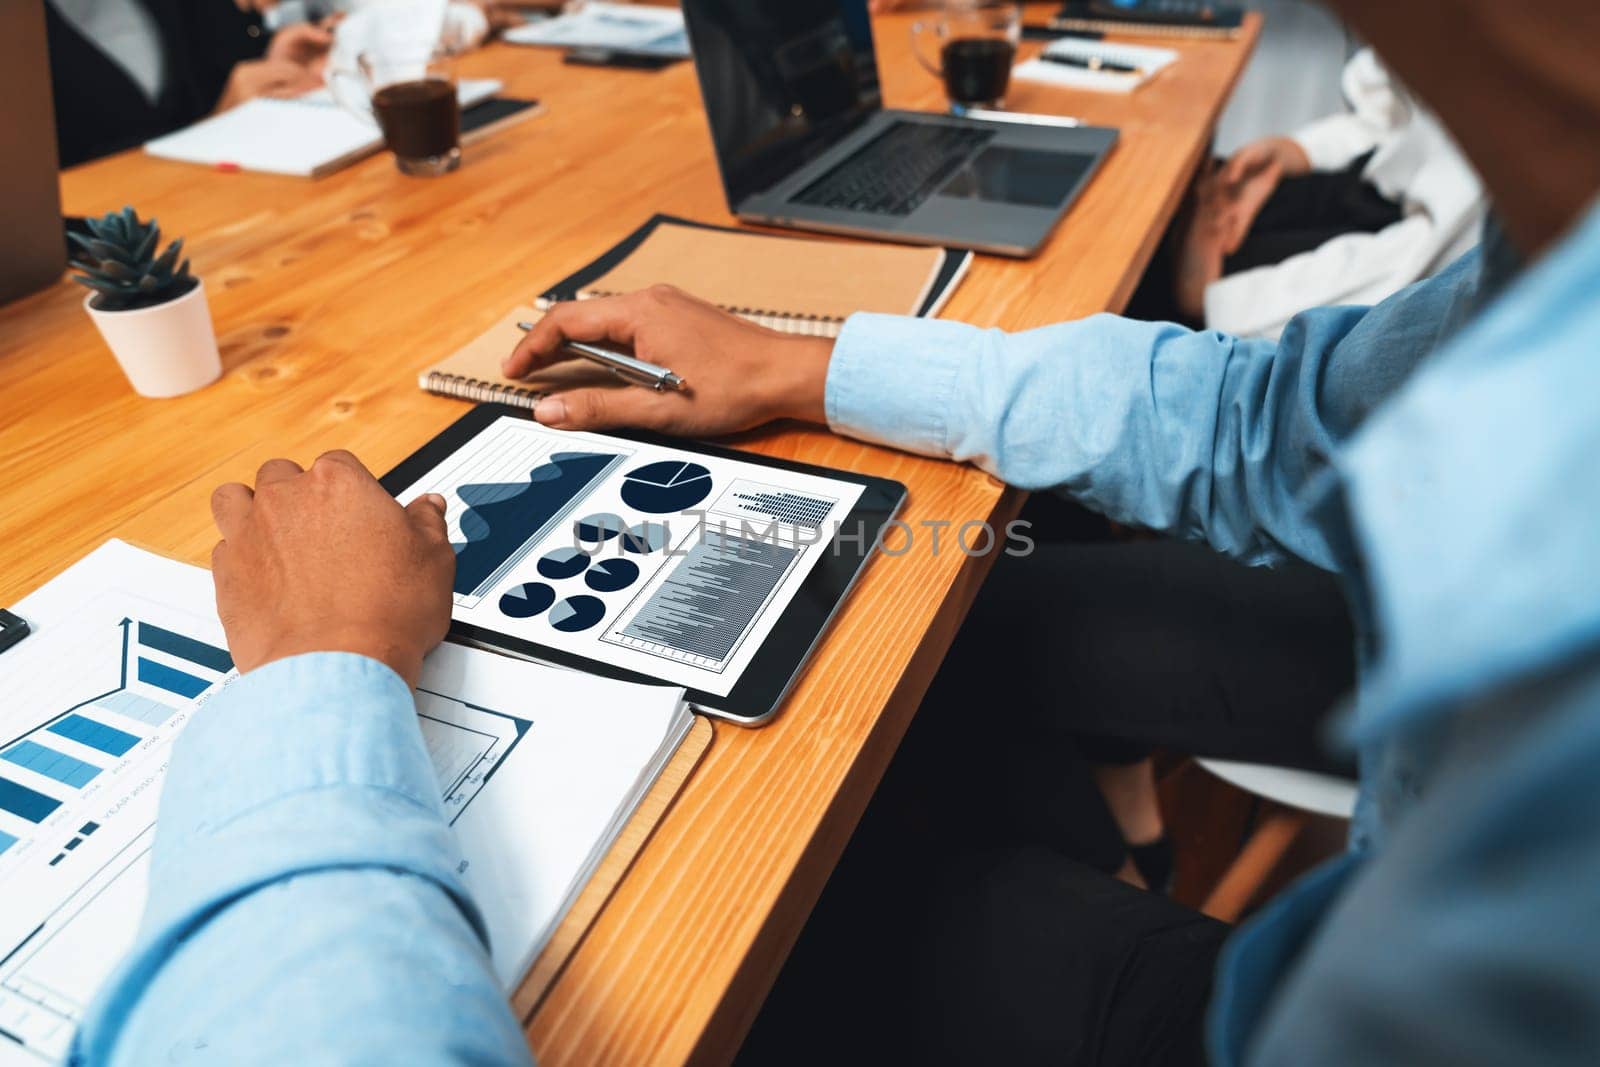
144,79,501,178
1014,39,1179,93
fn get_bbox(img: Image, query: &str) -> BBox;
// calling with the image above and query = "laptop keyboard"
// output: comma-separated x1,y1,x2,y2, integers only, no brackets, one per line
792,121,994,217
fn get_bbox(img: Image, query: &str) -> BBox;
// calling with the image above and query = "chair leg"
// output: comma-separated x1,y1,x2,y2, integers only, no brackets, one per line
1200,805,1308,923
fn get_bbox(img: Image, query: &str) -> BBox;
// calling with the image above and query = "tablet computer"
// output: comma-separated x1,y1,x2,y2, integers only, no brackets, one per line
381,404,907,725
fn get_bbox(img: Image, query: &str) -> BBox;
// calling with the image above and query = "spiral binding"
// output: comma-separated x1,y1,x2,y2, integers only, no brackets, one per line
580,291,845,339
423,372,544,410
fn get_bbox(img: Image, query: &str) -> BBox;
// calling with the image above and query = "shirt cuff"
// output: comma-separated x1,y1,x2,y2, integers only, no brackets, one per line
825,312,983,457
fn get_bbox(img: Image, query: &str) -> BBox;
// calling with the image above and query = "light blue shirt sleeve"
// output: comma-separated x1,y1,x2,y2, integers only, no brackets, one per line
70,653,533,1067
825,247,1488,569
1244,660,1600,1065
1236,202,1600,1065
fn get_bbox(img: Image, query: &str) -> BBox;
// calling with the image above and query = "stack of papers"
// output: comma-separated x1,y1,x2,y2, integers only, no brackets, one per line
504,2,689,57
0,541,690,1062
1014,39,1178,93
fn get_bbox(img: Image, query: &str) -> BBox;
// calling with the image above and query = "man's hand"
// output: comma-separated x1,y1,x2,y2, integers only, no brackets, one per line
214,58,324,110
1210,135,1313,252
503,285,833,436
209,451,456,689
265,22,335,70
1218,135,1313,189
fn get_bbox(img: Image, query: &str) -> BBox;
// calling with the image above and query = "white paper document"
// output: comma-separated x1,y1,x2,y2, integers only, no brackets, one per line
504,2,689,57
392,417,866,697
1014,39,1179,93
144,79,501,177
0,541,688,1064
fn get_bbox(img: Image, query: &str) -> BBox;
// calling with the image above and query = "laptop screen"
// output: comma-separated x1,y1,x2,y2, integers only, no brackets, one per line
681,0,882,206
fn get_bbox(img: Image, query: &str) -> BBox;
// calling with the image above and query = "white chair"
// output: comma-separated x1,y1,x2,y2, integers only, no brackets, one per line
1194,758,1358,922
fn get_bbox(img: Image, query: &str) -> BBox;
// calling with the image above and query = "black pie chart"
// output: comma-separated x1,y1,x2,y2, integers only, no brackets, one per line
550,595,606,633
621,521,670,554
498,582,556,619
573,512,626,546
536,546,591,580
585,558,640,592
620,460,712,513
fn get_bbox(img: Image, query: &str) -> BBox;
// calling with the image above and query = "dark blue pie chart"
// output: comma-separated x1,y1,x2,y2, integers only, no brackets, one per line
536,546,591,580
622,521,670,553
498,582,556,619
586,558,640,592
549,595,606,632
620,460,712,513
573,512,626,545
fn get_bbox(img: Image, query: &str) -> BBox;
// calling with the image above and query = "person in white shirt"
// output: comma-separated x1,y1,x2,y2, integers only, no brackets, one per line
1177,48,1486,338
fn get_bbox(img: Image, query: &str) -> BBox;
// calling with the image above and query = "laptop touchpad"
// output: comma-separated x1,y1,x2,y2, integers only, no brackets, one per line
938,146,1094,209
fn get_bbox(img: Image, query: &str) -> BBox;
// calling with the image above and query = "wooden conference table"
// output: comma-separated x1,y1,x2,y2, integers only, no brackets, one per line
0,7,1258,1064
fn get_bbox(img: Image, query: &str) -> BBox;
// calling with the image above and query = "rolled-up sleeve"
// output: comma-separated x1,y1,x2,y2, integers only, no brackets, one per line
71,652,533,1067
825,245,1485,571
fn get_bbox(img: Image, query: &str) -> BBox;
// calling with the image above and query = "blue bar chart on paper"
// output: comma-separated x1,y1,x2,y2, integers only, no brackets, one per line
0,619,231,837
0,548,236,1064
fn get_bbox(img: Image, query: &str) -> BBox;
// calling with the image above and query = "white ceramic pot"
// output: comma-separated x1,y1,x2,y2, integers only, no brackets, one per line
84,280,222,399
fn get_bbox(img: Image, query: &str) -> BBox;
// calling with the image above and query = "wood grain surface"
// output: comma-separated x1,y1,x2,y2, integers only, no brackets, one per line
0,7,1257,1064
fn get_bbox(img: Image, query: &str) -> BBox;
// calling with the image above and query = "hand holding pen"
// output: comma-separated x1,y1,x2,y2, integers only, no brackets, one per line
503,285,831,437
515,321,689,392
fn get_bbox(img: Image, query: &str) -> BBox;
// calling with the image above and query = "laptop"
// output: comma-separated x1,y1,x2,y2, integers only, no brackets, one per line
680,0,1118,257
1,0,66,306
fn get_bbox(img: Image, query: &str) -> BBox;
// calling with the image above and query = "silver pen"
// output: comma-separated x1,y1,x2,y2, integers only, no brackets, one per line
516,321,688,392
948,104,1083,128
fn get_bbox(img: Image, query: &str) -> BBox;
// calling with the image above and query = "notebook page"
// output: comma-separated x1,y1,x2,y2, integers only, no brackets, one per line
144,98,381,177
144,80,502,177
578,224,945,324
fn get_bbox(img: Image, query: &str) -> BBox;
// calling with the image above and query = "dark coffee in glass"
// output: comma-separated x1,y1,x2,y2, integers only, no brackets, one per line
940,38,1016,107
372,79,460,173
911,2,1023,110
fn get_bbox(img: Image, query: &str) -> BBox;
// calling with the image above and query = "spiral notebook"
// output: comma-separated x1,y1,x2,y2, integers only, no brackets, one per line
538,214,971,337
418,215,971,408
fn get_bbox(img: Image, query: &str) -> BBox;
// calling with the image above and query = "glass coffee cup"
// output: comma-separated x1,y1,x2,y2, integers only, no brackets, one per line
334,47,461,176
911,0,1023,111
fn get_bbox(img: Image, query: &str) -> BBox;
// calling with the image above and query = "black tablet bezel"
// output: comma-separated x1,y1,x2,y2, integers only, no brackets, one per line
380,404,907,725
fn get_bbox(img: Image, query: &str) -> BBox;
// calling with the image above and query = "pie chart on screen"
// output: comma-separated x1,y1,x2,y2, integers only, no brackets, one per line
498,582,556,619
536,546,591,580
586,558,639,592
574,512,626,545
620,461,712,513
549,595,606,633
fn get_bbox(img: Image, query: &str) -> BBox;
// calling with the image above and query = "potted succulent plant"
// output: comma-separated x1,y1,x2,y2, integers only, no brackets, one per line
70,207,221,398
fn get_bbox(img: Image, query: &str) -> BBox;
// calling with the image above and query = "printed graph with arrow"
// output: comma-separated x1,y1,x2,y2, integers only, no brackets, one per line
0,617,232,855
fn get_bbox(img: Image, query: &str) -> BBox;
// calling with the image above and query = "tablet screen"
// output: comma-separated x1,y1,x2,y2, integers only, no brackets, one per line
394,414,866,697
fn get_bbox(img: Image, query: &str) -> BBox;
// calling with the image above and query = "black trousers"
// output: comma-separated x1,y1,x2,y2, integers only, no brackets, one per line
736,527,1356,1065
1222,150,1403,275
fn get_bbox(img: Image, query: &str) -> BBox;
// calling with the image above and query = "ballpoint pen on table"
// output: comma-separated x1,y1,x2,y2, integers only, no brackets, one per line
1041,53,1143,75
515,321,689,392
